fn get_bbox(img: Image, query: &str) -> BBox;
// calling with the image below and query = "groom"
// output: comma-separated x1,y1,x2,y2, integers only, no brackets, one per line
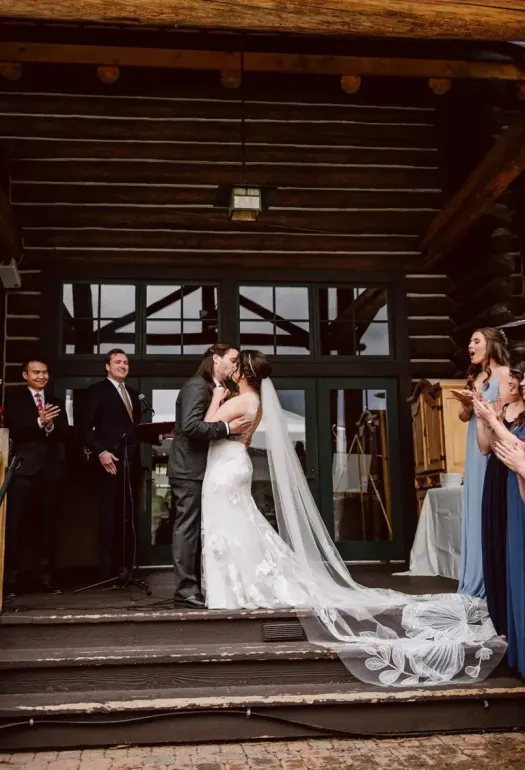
168,342,251,608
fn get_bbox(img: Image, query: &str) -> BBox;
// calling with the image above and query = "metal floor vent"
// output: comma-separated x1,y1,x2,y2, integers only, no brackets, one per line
262,621,306,642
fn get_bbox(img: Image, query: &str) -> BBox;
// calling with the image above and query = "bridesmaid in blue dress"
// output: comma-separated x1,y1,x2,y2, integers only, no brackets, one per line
480,367,525,676
452,328,509,599
475,364,524,635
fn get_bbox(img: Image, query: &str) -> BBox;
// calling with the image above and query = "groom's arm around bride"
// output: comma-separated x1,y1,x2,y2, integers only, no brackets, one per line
168,343,250,608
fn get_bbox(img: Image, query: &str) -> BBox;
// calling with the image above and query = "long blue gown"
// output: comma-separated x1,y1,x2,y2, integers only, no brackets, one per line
458,377,499,599
506,421,525,676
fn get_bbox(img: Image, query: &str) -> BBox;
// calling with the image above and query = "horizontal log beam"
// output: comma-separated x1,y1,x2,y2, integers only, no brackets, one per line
422,110,525,267
0,1,523,40
1,42,525,81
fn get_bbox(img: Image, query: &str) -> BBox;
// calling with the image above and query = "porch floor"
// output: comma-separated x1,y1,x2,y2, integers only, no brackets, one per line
1,565,456,614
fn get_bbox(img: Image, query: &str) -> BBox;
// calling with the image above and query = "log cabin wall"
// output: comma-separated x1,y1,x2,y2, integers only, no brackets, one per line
437,84,525,371
0,54,454,386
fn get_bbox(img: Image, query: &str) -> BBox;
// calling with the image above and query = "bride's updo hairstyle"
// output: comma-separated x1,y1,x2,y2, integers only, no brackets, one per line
239,349,272,393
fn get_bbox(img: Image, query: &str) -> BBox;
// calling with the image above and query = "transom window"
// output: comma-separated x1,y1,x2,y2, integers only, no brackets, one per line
146,285,218,355
60,281,390,358
239,285,310,356
62,283,136,355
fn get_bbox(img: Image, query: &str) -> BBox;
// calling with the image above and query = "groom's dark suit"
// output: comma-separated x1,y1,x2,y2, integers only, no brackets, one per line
168,374,228,602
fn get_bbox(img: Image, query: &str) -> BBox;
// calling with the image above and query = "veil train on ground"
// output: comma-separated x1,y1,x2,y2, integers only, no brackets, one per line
261,378,506,688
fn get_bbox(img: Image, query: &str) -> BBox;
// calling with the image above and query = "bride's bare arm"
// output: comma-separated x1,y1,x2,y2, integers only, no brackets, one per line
205,394,252,424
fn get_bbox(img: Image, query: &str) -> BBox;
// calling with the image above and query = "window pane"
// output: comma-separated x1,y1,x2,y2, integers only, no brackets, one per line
239,286,273,320
356,322,390,356
98,320,136,352
328,388,392,542
318,285,389,357
147,285,182,319
183,320,218,354
275,287,309,320
183,286,218,320
319,287,354,323
146,320,182,355
63,283,99,320
240,320,275,354
62,319,97,355
320,322,356,356
151,389,179,547
276,321,310,355
100,285,135,318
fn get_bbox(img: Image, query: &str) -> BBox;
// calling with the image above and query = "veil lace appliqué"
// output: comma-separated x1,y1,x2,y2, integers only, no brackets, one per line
260,378,506,688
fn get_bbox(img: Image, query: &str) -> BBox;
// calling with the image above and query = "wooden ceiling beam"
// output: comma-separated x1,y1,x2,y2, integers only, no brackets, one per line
0,0,523,40
421,111,525,268
2,42,525,81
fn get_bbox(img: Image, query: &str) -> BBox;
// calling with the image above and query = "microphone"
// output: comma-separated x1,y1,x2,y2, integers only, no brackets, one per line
138,393,155,416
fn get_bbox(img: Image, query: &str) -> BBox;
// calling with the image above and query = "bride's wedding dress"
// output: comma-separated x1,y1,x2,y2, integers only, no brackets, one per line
201,381,506,688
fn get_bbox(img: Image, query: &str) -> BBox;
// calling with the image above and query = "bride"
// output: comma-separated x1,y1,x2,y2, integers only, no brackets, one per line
201,349,506,688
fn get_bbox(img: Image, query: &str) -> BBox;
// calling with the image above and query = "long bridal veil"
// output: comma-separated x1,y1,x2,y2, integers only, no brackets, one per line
261,378,506,688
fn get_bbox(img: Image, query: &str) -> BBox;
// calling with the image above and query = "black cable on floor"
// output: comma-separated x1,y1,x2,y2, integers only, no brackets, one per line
0,707,523,741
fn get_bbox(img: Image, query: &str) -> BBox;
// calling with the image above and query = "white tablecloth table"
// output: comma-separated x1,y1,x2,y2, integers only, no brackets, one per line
395,486,463,580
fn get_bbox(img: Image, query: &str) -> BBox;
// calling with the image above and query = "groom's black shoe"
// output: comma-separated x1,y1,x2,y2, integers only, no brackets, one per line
174,592,205,609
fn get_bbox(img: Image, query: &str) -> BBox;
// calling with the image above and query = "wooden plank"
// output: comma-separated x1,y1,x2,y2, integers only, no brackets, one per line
407,317,456,336
12,183,443,209
422,111,525,267
2,41,525,73
409,336,458,358
3,139,440,168
6,292,41,315
0,116,437,148
0,92,437,124
0,185,22,264
406,294,455,316
14,206,434,234
11,160,439,189
24,248,416,271
22,229,420,252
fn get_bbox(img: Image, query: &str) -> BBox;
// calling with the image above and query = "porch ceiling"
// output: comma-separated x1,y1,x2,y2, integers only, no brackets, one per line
0,0,523,41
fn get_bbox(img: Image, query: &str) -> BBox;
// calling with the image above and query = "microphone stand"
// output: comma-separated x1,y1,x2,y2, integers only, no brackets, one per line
0,454,22,507
74,419,151,596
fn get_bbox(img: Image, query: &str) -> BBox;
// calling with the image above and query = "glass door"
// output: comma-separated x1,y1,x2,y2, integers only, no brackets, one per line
317,378,402,561
139,378,318,566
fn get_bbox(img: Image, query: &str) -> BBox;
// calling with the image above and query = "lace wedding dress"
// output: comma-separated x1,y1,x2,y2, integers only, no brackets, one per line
201,382,506,688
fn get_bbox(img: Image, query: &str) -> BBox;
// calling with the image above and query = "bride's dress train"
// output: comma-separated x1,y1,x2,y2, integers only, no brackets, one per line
201,383,506,688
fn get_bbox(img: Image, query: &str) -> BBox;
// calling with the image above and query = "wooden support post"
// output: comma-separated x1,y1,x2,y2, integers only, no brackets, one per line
422,111,525,267
0,0,524,39
0,428,9,613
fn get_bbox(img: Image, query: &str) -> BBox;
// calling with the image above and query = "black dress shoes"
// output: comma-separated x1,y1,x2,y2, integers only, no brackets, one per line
174,593,206,609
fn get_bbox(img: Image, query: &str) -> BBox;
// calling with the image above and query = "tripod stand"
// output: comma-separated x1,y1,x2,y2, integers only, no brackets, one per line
74,428,151,596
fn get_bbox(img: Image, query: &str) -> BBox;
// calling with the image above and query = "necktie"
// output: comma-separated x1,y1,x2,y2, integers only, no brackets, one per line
119,383,134,422
34,392,43,413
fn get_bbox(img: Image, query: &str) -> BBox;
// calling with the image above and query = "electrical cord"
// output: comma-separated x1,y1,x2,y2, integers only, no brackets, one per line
0,707,522,740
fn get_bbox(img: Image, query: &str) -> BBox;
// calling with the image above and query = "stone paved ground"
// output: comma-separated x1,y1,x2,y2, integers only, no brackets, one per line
1,734,525,770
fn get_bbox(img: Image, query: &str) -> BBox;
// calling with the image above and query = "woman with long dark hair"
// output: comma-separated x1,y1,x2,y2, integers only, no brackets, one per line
476,362,525,677
451,328,509,598
476,361,525,635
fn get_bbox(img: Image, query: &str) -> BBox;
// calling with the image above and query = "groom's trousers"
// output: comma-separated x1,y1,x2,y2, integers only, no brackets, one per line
171,478,202,600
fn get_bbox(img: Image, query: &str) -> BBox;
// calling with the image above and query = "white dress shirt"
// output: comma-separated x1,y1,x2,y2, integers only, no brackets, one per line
29,387,54,433
213,377,229,435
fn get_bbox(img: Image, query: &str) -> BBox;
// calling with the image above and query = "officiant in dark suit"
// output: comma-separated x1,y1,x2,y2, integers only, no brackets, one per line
83,348,141,583
4,358,70,596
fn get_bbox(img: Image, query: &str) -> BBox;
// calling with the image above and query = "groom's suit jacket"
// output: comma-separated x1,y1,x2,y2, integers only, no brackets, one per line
168,374,228,481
